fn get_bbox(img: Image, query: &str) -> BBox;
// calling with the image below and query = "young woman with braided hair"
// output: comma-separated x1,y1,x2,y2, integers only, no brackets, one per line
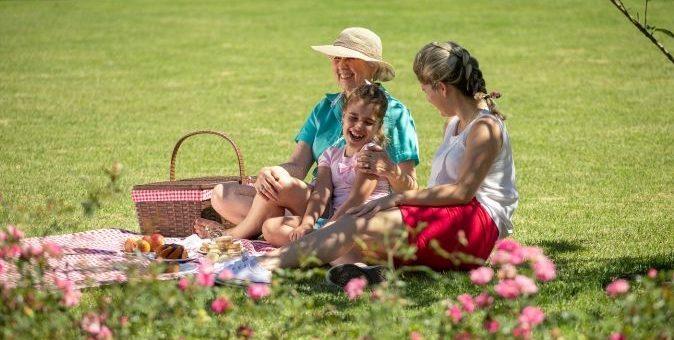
221,41,518,286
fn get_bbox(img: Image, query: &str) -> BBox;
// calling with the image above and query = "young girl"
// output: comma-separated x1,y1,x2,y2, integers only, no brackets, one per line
261,83,391,247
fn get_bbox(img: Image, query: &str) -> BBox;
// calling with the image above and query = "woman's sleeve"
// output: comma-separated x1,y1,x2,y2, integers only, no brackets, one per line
384,99,420,166
294,99,325,146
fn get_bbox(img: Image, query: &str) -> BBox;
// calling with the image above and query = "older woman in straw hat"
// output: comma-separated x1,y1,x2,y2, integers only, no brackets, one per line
218,40,518,286
208,27,420,240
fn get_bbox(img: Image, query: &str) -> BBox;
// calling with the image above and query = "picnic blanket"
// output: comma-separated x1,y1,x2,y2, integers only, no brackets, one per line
2,228,276,289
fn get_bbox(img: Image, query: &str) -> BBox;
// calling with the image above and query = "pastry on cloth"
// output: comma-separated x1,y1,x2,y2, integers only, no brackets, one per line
156,244,188,260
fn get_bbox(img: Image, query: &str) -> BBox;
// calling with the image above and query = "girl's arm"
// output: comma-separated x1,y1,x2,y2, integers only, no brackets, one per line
289,166,333,241
348,119,502,217
329,172,379,222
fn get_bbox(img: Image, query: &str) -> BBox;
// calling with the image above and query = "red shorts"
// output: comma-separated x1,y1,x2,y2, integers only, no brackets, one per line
398,198,499,271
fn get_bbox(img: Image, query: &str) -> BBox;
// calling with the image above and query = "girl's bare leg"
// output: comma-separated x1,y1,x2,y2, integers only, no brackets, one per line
261,216,302,247
259,208,405,269
223,177,311,239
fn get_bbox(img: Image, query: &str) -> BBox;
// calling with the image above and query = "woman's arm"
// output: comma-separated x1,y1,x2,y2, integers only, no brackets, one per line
289,166,333,241
401,119,502,205
348,118,502,218
280,141,314,179
329,172,379,222
256,141,314,201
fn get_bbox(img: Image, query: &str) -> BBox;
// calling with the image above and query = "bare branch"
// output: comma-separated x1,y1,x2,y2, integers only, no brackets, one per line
608,0,674,64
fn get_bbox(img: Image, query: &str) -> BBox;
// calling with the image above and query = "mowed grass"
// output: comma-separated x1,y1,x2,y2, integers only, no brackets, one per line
1,0,673,336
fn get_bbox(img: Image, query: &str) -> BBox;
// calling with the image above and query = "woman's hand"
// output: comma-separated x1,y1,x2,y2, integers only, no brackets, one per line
356,144,399,180
288,224,313,242
255,166,288,202
346,194,402,219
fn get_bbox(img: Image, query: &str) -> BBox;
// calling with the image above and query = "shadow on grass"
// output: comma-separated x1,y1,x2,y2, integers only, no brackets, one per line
536,239,586,255
571,252,674,285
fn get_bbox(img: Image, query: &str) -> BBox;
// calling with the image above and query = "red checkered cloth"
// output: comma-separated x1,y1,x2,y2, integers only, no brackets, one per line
0,228,276,289
131,189,212,202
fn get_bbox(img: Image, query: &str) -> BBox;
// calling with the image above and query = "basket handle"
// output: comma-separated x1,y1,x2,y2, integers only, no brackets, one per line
169,130,249,184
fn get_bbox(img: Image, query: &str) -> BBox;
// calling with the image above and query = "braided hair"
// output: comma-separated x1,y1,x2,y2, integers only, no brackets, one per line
413,41,504,119
343,83,389,146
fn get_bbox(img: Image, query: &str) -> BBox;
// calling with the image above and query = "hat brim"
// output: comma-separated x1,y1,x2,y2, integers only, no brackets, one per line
311,45,395,82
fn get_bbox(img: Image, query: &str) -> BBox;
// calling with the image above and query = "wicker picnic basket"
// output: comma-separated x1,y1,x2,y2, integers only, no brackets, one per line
131,130,255,237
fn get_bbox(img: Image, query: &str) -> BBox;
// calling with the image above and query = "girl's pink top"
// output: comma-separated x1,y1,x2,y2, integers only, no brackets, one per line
317,144,391,214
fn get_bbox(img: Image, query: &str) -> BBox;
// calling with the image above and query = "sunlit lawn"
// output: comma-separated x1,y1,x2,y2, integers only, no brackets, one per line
1,0,673,337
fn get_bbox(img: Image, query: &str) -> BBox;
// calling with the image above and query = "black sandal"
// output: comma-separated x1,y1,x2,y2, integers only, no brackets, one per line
326,263,386,288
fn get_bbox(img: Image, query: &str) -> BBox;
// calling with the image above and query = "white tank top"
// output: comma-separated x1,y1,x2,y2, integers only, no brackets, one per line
428,110,518,237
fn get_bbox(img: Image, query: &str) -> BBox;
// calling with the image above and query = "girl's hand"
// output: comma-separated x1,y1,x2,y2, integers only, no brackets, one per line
255,166,287,202
346,194,401,219
356,144,398,179
289,224,313,242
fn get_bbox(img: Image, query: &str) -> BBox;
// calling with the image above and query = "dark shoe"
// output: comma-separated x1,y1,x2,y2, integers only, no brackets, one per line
326,264,386,288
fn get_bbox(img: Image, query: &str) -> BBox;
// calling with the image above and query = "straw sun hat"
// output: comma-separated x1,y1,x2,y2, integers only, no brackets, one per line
311,27,395,82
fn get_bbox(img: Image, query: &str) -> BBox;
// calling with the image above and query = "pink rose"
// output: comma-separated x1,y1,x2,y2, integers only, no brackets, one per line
521,246,543,261
0,231,6,243
2,244,21,259
608,332,626,340
606,279,630,298
55,277,81,307
484,319,500,333
510,248,526,265
344,277,367,300
469,266,494,285
177,277,189,291
81,312,102,335
218,269,234,281
197,272,215,287
512,324,532,339
532,257,556,282
647,268,657,279
494,279,520,299
495,238,521,252
96,326,113,340
7,225,24,240
497,264,517,280
457,294,475,313
514,275,539,296
453,332,472,340
247,283,271,301
446,304,462,324
32,244,44,256
43,241,63,258
211,296,231,314
62,289,81,307
55,277,75,292
409,331,423,340
475,292,494,308
490,250,511,265
197,258,215,287
518,306,545,326
0,260,5,276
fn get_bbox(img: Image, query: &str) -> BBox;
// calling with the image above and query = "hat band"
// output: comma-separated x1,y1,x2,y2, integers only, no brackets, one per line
333,41,382,61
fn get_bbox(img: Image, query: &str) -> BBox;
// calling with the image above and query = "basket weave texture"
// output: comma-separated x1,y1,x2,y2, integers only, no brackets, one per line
132,131,254,237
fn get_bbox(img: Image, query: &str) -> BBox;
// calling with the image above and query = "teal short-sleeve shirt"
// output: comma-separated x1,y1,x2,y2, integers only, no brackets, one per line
295,89,420,173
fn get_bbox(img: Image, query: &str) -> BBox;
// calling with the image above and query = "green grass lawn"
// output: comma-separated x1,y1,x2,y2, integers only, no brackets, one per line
1,0,673,337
